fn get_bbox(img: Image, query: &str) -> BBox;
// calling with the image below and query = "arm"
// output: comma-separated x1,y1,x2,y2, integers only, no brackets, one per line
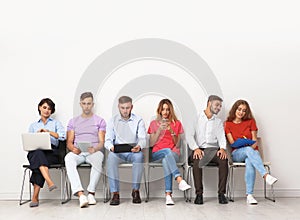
88,130,105,153
104,119,115,152
216,121,227,159
251,130,258,149
66,130,81,155
226,133,235,145
132,119,147,152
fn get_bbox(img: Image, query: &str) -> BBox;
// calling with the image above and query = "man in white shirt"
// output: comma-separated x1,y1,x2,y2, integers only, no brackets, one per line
188,95,228,205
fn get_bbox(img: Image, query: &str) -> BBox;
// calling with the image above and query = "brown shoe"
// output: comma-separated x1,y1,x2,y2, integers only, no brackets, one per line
132,190,141,204
110,193,120,206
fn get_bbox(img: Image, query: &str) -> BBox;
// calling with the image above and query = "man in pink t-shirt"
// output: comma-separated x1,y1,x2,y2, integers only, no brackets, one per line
64,92,106,208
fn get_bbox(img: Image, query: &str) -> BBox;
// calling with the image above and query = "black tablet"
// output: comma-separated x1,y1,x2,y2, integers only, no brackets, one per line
114,143,135,153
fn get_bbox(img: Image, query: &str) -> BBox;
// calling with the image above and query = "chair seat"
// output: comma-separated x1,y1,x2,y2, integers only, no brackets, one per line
230,161,271,167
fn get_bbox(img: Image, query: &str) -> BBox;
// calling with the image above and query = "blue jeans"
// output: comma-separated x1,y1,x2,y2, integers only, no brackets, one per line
152,148,180,193
232,147,267,195
107,151,143,193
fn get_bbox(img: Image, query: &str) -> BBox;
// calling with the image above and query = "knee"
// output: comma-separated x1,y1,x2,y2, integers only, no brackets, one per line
132,152,143,163
107,153,118,165
93,151,104,162
64,152,75,164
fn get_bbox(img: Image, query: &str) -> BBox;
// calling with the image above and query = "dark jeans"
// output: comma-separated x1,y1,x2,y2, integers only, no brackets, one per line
27,148,58,188
192,151,228,195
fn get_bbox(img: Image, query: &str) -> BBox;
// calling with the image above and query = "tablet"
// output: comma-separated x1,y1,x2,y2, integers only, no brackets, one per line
114,143,135,153
77,141,92,152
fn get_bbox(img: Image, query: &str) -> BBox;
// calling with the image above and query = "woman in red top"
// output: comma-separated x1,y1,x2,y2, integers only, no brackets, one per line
225,100,278,204
148,99,191,205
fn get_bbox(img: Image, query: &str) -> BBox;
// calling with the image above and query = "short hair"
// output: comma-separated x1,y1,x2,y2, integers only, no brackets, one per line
118,96,132,104
80,92,93,101
38,98,55,115
208,95,223,102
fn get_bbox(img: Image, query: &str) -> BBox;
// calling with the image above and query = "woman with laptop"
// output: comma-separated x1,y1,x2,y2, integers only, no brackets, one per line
27,98,65,207
148,99,191,205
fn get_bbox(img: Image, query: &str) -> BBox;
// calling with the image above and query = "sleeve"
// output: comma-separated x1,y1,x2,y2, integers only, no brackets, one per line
250,119,258,131
98,118,106,131
177,121,184,134
28,123,34,133
224,121,231,135
104,118,115,150
187,116,199,151
217,120,227,149
137,119,147,149
55,120,66,140
147,120,157,134
67,119,74,131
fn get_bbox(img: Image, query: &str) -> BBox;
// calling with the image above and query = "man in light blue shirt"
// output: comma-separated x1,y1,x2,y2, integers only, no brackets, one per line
105,96,146,205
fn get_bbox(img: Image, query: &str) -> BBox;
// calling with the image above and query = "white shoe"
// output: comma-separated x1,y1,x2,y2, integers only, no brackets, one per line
166,195,175,205
79,195,89,208
87,194,97,205
247,194,258,205
266,174,278,185
178,180,191,191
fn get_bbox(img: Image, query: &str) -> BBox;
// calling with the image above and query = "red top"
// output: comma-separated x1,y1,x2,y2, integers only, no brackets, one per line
148,120,184,155
224,118,258,151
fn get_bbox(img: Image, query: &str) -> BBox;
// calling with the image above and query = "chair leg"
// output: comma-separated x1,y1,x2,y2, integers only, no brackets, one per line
61,168,71,204
143,167,149,203
102,168,110,203
145,165,150,202
227,166,234,202
19,167,32,205
186,166,192,202
264,165,276,202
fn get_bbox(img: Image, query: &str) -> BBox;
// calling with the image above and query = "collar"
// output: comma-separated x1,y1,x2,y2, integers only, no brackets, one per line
117,113,135,122
38,117,53,123
200,111,216,120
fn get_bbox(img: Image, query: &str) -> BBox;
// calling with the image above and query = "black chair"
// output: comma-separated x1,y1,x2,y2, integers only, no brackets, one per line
19,140,70,205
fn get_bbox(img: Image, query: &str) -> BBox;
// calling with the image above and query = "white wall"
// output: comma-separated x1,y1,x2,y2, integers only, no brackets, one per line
1,0,299,199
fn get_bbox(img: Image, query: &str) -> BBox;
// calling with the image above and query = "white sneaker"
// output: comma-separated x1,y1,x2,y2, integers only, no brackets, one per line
247,194,258,205
178,180,191,191
87,194,97,205
266,174,278,185
166,195,175,205
79,195,89,208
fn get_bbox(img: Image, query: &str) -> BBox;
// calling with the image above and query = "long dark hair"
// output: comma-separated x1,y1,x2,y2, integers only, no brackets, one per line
226,99,254,122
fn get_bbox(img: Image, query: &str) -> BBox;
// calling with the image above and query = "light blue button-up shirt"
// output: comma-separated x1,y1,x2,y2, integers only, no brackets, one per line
105,113,146,150
29,117,66,148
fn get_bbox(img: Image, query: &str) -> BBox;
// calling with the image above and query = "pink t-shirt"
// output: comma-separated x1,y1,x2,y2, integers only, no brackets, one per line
67,114,106,147
148,120,184,155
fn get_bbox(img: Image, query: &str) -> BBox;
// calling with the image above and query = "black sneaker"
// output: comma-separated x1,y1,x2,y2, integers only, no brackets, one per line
194,194,203,205
110,193,120,206
218,194,228,204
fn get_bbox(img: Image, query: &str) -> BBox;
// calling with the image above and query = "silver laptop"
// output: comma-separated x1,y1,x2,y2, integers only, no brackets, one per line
76,141,92,152
22,132,52,151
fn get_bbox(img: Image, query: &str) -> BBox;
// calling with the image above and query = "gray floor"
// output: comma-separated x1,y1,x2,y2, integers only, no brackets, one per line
2,197,300,220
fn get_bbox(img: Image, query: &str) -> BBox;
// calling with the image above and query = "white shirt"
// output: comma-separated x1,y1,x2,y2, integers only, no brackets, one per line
187,111,226,150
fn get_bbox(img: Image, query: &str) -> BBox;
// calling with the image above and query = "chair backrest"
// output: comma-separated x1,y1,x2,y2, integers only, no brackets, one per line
57,140,67,165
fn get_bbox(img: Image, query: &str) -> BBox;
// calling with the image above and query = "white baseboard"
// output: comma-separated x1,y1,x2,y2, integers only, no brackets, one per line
3,188,300,201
